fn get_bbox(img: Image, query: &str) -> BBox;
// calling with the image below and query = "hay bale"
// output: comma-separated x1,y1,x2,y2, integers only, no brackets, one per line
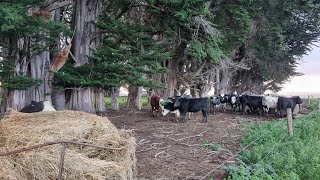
0,110,136,180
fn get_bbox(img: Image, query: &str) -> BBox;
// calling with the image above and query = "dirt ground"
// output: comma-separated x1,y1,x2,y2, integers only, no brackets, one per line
107,107,273,180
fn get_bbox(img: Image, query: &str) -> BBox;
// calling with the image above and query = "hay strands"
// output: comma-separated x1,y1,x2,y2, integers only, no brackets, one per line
0,140,126,156
0,140,127,179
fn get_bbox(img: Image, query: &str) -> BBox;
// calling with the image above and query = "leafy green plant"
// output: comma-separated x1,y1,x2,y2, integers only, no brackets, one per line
203,140,222,151
226,112,320,179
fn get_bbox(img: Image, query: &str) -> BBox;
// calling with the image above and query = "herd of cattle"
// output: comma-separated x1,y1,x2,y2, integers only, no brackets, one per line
150,94,304,123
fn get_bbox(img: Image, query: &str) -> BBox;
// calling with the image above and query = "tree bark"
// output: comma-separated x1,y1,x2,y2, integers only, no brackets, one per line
71,0,101,66
1,36,51,112
52,91,65,110
126,85,138,108
67,0,103,112
66,88,95,112
215,68,220,95
220,67,229,95
94,88,106,112
111,88,120,110
29,51,51,101
163,42,188,99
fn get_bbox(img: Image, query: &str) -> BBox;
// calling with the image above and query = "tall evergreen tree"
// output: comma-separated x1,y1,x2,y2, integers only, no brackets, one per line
0,1,70,112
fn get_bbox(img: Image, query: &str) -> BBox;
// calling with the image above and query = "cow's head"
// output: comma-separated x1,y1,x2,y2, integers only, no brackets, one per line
211,96,221,104
231,96,236,104
173,97,182,108
291,96,303,104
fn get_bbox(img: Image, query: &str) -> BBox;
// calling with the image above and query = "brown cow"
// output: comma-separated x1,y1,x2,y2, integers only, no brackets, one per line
150,95,162,117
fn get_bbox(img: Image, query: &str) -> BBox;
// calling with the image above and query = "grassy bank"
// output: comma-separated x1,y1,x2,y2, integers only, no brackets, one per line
226,111,320,179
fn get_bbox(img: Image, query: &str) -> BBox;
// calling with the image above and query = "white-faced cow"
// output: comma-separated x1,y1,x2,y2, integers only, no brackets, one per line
173,97,209,123
160,98,180,119
20,101,56,113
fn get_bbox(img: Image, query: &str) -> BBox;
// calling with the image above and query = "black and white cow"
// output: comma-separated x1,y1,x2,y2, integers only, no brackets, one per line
210,95,221,114
20,100,56,113
277,96,303,118
173,97,209,123
262,95,279,116
160,98,180,118
219,94,232,112
240,95,264,115
230,95,241,112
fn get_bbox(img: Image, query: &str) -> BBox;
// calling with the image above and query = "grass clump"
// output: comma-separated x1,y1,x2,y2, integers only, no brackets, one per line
226,111,320,180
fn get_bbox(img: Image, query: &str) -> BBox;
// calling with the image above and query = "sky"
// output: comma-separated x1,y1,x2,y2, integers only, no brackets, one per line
279,43,320,93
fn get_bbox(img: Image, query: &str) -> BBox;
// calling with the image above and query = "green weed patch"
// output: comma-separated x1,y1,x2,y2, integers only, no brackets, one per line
226,111,320,180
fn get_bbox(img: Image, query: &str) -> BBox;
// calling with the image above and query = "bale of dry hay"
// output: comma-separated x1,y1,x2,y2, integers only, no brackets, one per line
0,110,136,180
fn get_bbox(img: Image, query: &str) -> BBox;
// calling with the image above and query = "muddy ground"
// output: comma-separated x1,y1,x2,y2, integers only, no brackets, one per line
108,108,274,180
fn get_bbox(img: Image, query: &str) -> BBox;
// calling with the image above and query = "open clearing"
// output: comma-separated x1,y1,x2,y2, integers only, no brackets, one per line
108,108,273,180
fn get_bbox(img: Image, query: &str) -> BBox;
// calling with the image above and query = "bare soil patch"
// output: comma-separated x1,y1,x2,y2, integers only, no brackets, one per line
107,108,272,180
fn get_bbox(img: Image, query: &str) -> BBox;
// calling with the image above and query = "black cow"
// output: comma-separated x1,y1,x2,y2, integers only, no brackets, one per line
173,97,209,123
20,101,56,113
240,95,263,115
277,96,303,118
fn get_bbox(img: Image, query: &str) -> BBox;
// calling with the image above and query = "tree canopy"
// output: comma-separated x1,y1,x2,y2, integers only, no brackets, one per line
1,0,320,98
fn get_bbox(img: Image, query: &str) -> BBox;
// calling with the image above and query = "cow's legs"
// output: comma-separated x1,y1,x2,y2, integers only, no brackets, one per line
201,109,208,123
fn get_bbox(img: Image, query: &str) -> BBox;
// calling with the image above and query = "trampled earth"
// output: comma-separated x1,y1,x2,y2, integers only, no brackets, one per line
108,108,272,180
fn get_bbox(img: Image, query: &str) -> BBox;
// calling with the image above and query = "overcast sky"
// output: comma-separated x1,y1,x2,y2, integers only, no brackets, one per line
280,43,320,93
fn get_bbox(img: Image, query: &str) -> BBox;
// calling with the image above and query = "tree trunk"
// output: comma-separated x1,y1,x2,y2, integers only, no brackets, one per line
71,0,101,66
52,90,65,110
94,88,106,112
215,68,220,95
66,88,95,112
29,51,51,101
136,86,143,110
126,85,138,108
111,88,120,110
1,36,51,112
220,68,229,94
67,0,102,112
163,42,188,99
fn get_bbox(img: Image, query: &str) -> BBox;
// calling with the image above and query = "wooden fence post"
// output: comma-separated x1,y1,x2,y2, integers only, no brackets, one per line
287,108,293,136
308,95,311,105
318,97,320,110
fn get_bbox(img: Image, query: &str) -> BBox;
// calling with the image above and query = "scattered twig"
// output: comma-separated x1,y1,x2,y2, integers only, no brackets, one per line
136,147,153,153
137,139,151,145
169,131,207,141
154,151,165,158
177,142,201,147
108,115,126,119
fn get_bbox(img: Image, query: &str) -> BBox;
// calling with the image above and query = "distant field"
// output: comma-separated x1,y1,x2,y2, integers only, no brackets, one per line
278,92,320,98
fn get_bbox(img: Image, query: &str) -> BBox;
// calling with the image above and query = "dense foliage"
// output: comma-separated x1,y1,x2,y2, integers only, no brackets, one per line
226,111,320,179
0,1,70,90
1,0,320,93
